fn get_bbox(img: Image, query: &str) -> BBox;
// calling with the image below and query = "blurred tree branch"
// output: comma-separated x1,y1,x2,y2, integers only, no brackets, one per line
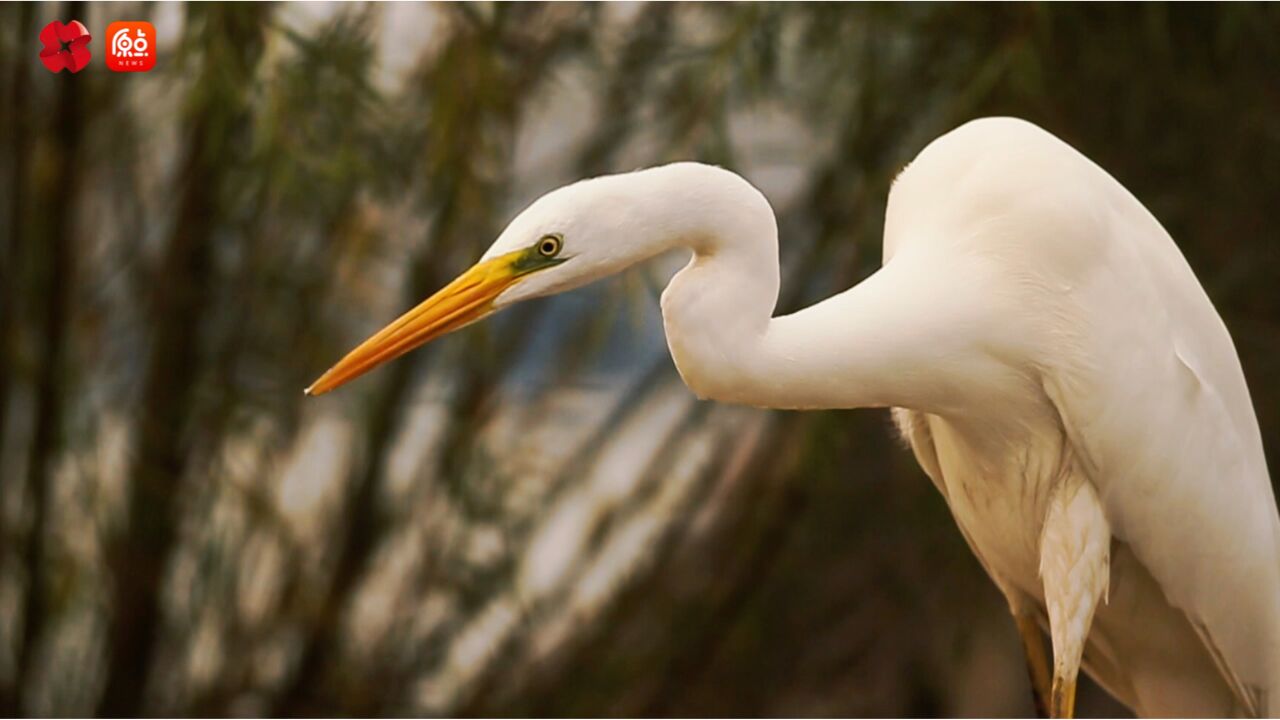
272,7,590,714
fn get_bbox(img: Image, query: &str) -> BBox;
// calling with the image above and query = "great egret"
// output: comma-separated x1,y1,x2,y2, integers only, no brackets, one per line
307,117,1280,718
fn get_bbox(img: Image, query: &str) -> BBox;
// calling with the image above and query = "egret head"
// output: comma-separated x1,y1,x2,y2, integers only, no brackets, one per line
305,171,671,395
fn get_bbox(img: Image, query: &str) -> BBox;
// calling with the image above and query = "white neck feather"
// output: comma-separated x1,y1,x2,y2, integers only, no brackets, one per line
644,163,974,413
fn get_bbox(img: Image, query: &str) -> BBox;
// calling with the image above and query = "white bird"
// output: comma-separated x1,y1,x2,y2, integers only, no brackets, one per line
307,117,1280,718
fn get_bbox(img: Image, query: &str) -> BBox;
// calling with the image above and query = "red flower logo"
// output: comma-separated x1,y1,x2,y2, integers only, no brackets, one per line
39,20,92,74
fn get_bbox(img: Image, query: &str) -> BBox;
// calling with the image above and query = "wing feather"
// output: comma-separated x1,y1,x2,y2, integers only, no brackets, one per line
890,118,1280,712
1029,160,1280,713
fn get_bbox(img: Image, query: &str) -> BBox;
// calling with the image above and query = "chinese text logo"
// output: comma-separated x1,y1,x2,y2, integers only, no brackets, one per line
106,21,155,73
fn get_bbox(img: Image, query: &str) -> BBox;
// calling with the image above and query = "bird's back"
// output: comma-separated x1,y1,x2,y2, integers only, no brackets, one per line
886,117,1280,715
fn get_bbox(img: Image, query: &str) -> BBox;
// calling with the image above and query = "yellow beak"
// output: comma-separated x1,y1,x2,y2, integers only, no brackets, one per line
305,251,527,395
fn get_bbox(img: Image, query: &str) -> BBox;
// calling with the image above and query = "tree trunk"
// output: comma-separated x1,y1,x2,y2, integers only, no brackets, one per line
0,0,33,496
4,3,82,713
97,7,268,715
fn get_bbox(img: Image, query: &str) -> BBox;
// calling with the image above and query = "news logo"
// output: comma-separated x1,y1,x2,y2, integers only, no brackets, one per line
106,21,155,72
38,20,92,73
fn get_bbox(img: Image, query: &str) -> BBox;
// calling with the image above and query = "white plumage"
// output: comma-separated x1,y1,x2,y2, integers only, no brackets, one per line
308,116,1280,717
883,119,1280,716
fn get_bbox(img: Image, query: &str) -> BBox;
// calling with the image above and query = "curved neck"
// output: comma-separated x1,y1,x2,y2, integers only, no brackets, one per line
648,165,973,414
637,165,779,400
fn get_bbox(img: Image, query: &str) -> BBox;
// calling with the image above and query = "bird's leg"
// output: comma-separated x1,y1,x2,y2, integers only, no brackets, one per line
1014,612,1053,717
1051,674,1077,720
1039,473,1110,720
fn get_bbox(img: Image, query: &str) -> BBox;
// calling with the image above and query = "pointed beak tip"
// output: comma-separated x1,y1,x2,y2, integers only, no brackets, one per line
302,251,523,399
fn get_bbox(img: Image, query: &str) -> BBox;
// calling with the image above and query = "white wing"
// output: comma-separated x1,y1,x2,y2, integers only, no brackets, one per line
1036,182,1280,711
894,118,1280,712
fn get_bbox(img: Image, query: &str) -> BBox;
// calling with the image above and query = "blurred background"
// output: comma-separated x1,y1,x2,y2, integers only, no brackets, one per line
1,2,1279,716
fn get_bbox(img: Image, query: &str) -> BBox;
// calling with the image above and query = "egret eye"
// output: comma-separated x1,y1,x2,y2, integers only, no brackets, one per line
537,234,563,258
